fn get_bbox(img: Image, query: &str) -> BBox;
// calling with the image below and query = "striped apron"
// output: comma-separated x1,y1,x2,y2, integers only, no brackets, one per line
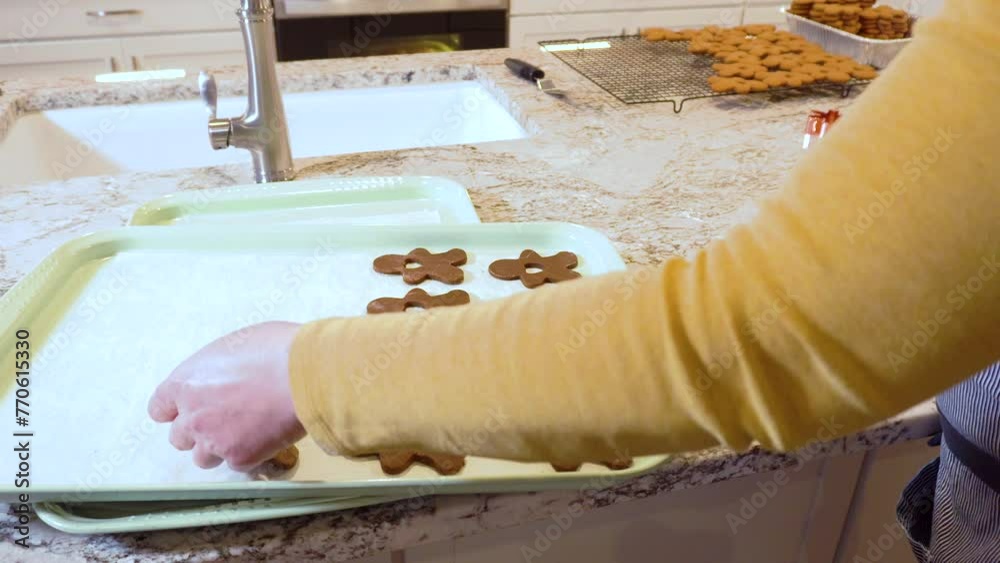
897,362,1000,562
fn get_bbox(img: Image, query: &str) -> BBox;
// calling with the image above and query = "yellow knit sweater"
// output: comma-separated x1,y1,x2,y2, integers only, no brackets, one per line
289,0,999,465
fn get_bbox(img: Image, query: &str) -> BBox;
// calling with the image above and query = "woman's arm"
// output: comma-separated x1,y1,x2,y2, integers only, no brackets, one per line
292,0,999,464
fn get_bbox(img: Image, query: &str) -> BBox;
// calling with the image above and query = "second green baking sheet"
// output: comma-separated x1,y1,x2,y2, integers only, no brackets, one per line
129,176,480,226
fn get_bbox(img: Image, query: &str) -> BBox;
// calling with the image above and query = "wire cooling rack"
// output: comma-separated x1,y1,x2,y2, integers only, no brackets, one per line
539,35,866,112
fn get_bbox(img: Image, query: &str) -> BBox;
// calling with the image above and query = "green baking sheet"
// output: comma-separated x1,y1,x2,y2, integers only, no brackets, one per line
1,223,666,503
129,176,480,226
27,175,482,532
34,494,410,535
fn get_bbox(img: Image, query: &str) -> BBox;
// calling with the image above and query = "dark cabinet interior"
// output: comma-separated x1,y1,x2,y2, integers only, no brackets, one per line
276,11,507,61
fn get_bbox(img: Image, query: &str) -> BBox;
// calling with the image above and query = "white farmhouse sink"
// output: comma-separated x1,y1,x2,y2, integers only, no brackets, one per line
0,81,527,185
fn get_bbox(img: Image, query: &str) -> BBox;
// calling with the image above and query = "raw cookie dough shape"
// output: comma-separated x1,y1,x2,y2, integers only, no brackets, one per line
367,288,471,314
373,248,468,285
551,457,635,472
260,445,299,473
489,250,582,288
365,286,471,477
377,450,467,476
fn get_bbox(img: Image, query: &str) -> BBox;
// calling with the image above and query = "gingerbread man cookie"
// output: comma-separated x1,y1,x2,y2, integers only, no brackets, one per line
770,71,815,87
708,76,767,94
376,450,466,476
373,248,468,285
367,288,471,314
662,29,699,41
746,44,784,58
721,51,762,64
738,24,777,36
687,41,713,54
489,250,581,288
760,54,794,70
850,65,878,80
260,445,299,473
640,27,667,41
712,62,768,79
551,457,635,472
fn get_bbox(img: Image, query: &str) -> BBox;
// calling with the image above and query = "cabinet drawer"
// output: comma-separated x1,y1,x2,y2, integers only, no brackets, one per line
0,38,123,81
510,7,743,48
1,0,239,42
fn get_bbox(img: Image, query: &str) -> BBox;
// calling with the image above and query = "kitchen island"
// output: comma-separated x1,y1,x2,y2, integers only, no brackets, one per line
0,47,939,562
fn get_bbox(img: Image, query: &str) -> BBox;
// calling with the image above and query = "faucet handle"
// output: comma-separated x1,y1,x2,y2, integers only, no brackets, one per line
199,71,231,150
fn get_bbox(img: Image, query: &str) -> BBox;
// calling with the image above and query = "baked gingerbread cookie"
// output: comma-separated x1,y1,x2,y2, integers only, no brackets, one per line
850,65,878,80
754,30,783,43
712,62,768,79
373,248,468,285
801,52,836,65
638,24,876,94
489,250,581,288
664,29,700,41
720,51,759,64
642,27,699,42
762,70,815,88
760,54,796,70
706,44,739,57
737,24,777,36
759,73,788,88
687,40,715,54
708,76,767,94
779,41,823,55
816,66,853,83
745,44,784,58
640,27,667,41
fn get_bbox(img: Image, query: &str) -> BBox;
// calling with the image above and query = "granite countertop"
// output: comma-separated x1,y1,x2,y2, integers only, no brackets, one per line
0,47,939,561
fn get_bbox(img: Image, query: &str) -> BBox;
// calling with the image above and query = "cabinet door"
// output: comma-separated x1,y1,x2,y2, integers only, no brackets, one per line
0,0,239,42
835,439,939,563
510,7,743,48
407,457,861,563
121,32,245,74
0,38,124,81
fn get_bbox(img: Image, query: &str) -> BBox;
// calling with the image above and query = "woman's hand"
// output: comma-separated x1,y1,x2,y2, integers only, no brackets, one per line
147,321,307,471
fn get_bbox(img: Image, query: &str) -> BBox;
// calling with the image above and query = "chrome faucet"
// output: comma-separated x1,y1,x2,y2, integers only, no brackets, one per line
199,0,294,183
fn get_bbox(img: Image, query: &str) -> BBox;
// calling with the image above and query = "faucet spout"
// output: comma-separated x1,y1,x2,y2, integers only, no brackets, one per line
240,0,272,11
200,0,294,183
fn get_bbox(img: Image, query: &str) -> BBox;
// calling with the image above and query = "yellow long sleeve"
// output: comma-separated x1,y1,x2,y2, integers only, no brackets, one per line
289,0,1000,464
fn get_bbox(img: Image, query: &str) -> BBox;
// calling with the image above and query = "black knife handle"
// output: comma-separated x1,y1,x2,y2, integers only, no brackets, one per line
505,58,545,82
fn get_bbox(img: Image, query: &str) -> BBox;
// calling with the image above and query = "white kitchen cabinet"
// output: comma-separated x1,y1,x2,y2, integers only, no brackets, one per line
510,7,745,48
1,0,239,42
0,0,243,81
0,31,245,81
121,32,246,73
406,455,864,563
511,0,746,16
834,439,939,563
0,38,124,81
